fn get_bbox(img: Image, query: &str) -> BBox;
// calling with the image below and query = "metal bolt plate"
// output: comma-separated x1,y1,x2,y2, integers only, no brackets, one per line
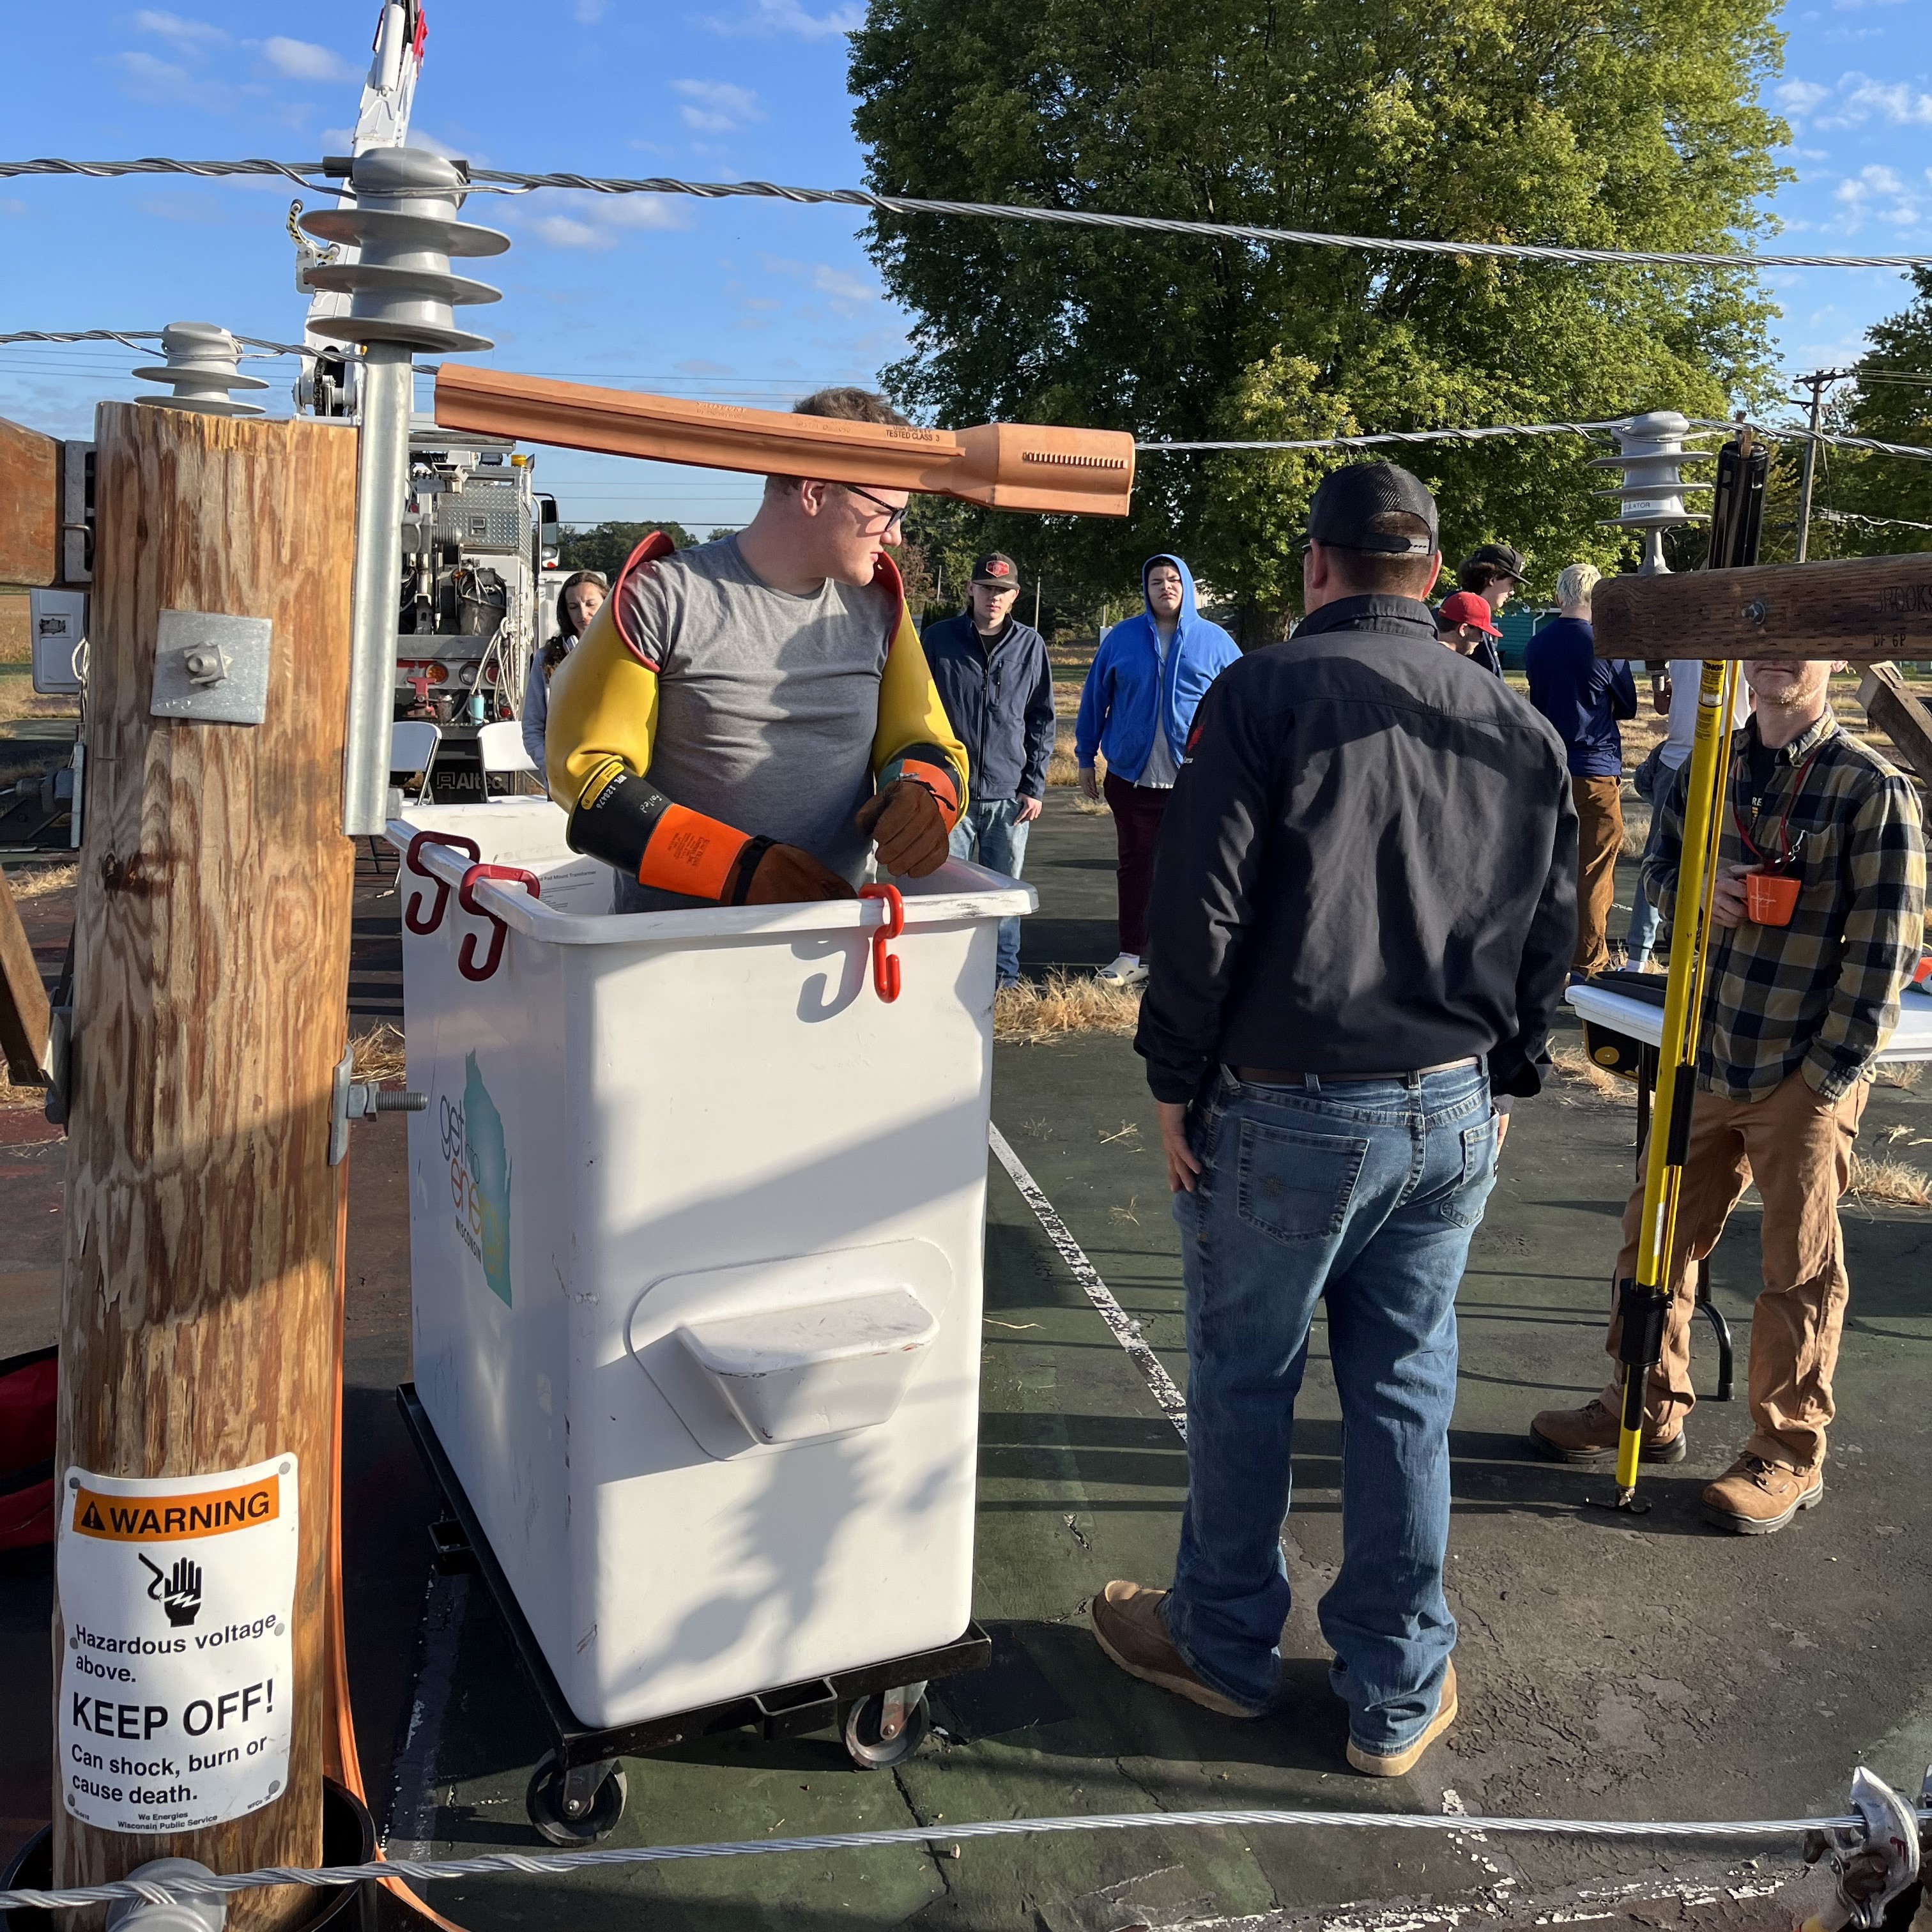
151,610,273,724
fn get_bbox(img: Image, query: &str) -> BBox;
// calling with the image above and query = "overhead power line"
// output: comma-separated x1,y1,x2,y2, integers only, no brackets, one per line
1142,419,1932,463
0,327,310,357
5,157,1932,272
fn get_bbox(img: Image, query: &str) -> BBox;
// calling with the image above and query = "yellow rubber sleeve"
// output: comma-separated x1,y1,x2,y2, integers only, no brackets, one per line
542,594,662,810
871,597,969,827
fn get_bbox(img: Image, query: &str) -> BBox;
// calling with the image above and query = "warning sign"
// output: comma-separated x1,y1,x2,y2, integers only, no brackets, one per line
57,1455,298,1834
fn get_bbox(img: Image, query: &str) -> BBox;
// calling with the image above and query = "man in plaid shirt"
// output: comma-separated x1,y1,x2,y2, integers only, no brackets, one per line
1530,657,1925,1533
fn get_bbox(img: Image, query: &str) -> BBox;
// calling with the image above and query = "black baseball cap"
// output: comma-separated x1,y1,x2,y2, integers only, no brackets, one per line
971,551,1022,588
1304,463,1439,556
1462,541,1526,583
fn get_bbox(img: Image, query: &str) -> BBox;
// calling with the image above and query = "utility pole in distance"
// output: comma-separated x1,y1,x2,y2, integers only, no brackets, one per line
1793,368,1854,563
51,401,356,1928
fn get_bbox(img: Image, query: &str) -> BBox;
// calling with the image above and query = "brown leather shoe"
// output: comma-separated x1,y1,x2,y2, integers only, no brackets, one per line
1089,1581,1257,1718
1703,1453,1823,1534
1528,1397,1685,1465
1347,1662,1459,1778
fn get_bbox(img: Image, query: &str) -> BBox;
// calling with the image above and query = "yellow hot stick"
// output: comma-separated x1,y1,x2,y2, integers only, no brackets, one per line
1613,659,1739,1499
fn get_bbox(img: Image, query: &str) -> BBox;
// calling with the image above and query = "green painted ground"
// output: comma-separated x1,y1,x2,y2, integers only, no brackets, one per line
409,792,1932,1931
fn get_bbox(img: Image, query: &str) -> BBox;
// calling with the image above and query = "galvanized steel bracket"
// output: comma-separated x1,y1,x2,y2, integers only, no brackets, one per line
150,610,274,725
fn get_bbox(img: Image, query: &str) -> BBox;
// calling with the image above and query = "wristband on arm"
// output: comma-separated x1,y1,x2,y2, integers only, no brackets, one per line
876,744,965,827
566,759,759,903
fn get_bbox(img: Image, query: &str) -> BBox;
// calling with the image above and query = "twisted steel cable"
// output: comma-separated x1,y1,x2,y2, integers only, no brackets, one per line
0,1803,1894,1914
5,157,1932,270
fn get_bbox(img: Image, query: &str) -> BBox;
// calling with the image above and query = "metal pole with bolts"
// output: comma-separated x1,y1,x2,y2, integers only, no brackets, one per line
298,146,507,835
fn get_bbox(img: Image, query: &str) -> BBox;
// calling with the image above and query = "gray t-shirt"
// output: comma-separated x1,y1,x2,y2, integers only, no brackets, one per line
611,535,895,912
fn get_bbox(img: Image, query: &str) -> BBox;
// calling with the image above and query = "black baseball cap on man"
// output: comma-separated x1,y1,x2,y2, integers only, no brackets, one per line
1462,541,1526,584
1303,463,1439,556
971,551,1022,589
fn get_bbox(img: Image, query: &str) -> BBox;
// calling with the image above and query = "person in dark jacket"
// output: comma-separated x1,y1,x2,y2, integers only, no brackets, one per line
920,551,1055,985
1075,555,1241,986
1089,463,1577,1781
1522,563,1637,979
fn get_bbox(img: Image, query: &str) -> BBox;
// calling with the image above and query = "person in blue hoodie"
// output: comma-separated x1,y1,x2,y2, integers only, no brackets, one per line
1075,555,1241,985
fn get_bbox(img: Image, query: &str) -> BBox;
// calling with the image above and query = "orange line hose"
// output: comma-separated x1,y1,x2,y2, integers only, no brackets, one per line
330,1141,472,1932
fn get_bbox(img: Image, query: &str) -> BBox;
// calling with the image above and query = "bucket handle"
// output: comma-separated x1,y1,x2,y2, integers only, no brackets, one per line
457,864,542,982
403,831,482,935
858,883,904,1004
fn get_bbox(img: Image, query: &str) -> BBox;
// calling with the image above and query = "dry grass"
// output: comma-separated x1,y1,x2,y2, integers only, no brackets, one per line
1846,1151,1932,1208
1875,1060,1924,1092
0,681,79,726
4,861,77,901
349,1022,408,1082
993,970,1142,1045
1550,1042,1632,1101
0,1073,48,1110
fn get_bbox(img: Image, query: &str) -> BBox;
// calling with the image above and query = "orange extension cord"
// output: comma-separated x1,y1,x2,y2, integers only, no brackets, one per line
329,1148,470,1932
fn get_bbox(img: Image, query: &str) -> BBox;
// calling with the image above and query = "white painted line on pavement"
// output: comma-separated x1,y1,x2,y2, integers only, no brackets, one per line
989,1121,1188,1440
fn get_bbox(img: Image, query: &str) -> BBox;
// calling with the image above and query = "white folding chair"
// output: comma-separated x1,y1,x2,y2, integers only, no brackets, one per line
372,719,443,877
390,721,443,805
477,718,539,800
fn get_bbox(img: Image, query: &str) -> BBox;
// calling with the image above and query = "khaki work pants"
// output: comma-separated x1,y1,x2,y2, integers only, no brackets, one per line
1572,774,1624,977
1600,1070,1866,1471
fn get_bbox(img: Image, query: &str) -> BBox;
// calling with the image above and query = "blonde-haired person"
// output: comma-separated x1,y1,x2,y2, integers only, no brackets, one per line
521,571,607,772
1523,561,1637,981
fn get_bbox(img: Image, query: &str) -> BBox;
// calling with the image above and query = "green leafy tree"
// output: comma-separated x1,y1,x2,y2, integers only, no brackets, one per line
1795,270,1932,558
850,0,1789,636
558,519,699,577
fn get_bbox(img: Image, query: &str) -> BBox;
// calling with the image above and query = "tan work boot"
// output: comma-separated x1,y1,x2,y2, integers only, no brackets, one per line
1703,1453,1823,1534
1347,1662,1459,1778
1528,1397,1685,1465
1090,1581,1258,1719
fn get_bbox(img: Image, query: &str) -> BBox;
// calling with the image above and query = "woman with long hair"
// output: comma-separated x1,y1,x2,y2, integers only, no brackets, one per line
520,569,608,775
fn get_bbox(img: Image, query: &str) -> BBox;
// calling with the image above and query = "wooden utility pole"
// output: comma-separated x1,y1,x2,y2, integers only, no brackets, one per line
52,402,356,1928
1593,550,1932,663
1792,368,1852,564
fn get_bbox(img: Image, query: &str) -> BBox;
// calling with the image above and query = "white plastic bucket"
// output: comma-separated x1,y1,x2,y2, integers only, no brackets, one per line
388,801,1032,1728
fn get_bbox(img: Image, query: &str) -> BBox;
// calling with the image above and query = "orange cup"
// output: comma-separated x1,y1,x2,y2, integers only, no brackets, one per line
1744,870,1800,926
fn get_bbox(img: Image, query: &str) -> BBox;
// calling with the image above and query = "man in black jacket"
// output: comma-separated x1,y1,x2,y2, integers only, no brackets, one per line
920,552,1055,985
1090,464,1577,1778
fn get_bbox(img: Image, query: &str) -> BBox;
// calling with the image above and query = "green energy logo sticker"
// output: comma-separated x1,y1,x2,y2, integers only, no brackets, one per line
439,1053,513,1306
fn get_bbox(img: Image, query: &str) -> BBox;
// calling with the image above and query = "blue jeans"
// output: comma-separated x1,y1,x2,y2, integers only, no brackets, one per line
1164,1064,1499,1752
1625,751,1671,961
948,797,1031,983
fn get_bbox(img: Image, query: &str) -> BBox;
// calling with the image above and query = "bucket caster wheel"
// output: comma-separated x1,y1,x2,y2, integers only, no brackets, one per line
526,1750,627,1845
843,1686,930,1770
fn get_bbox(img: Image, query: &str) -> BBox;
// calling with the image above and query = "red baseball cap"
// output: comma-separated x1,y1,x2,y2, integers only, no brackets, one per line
1438,590,1501,638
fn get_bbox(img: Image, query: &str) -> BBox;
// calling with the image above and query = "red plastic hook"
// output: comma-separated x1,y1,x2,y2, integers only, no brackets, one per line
858,883,905,1004
456,863,542,983
403,831,482,935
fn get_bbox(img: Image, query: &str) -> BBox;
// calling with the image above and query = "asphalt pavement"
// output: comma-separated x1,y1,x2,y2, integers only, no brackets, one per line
2,793,1929,1932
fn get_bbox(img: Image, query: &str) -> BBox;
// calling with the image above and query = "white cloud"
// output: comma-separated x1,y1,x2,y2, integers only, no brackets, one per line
133,10,226,46
1814,72,1932,128
258,36,361,82
673,79,763,132
106,49,229,111
1775,79,1832,114
702,0,864,38
1832,163,1920,231
812,264,878,303
518,190,687,249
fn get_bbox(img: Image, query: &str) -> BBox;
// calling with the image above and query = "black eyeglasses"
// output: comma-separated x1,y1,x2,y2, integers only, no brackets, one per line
843,483,908,534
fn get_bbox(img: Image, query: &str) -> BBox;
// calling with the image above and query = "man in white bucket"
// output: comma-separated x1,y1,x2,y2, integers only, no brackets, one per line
544,388,970,910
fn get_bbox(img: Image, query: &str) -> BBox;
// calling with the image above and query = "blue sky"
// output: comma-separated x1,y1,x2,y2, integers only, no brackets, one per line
2,0,1929,535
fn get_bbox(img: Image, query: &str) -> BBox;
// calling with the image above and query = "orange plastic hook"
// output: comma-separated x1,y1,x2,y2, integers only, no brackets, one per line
858,882,905,1004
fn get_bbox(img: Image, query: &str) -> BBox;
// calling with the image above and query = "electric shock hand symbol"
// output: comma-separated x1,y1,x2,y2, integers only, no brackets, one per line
138,1552,203,1628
